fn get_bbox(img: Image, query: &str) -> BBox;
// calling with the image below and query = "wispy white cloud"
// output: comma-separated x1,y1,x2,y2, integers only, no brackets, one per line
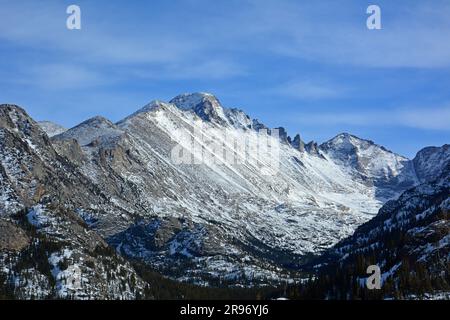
290,105,450,131
274,80,347,100
128,59,247,80
189,0,450,69
0,1,194,65
243,0,450,68
166,59,248,80
0,62,113,90
1,0,449,90
30,64,111,89
0,0,245,81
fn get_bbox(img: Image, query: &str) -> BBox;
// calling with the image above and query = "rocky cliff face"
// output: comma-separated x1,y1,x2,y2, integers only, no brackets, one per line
413,144,450,184
291,134,305,152
0,104,147,299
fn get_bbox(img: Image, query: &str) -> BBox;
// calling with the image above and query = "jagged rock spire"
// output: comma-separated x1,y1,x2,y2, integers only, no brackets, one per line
292,134,305,152
274,127,289,144
305,141,320,156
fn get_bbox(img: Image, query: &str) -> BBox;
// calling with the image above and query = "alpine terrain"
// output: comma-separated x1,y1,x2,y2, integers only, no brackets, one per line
0,93,448,299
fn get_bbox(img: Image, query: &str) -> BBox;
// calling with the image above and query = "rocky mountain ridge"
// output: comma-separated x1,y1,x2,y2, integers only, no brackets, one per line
0,94,448,297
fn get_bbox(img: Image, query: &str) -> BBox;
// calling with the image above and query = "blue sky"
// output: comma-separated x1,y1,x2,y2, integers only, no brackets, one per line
1,0,449,158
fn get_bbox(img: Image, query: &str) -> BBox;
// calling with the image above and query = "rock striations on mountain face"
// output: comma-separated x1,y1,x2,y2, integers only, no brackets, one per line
0,94,448,298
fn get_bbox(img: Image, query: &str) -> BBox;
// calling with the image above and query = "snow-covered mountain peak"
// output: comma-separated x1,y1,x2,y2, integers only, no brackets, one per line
322,132,407,159
54,115,124,147
320,132,417,200
323,133,377,152
38,121,67,137
321,132,409,160
118,100,175,125
169,92,229,125
135,100,170,113
170,92,220,110
80,115,113,126
119,93,260,132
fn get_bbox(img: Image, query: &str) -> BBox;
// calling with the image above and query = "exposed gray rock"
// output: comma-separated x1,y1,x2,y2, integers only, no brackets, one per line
413,144,450,184
292,134,305,152
274,127,289,144
170,93,229,126
0,219,29,251
305,141,320,156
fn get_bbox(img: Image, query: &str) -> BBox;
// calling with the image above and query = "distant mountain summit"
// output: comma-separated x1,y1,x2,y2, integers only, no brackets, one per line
320,132,418,200
54,115,124,147
170,92,229,125
38,121,66,137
